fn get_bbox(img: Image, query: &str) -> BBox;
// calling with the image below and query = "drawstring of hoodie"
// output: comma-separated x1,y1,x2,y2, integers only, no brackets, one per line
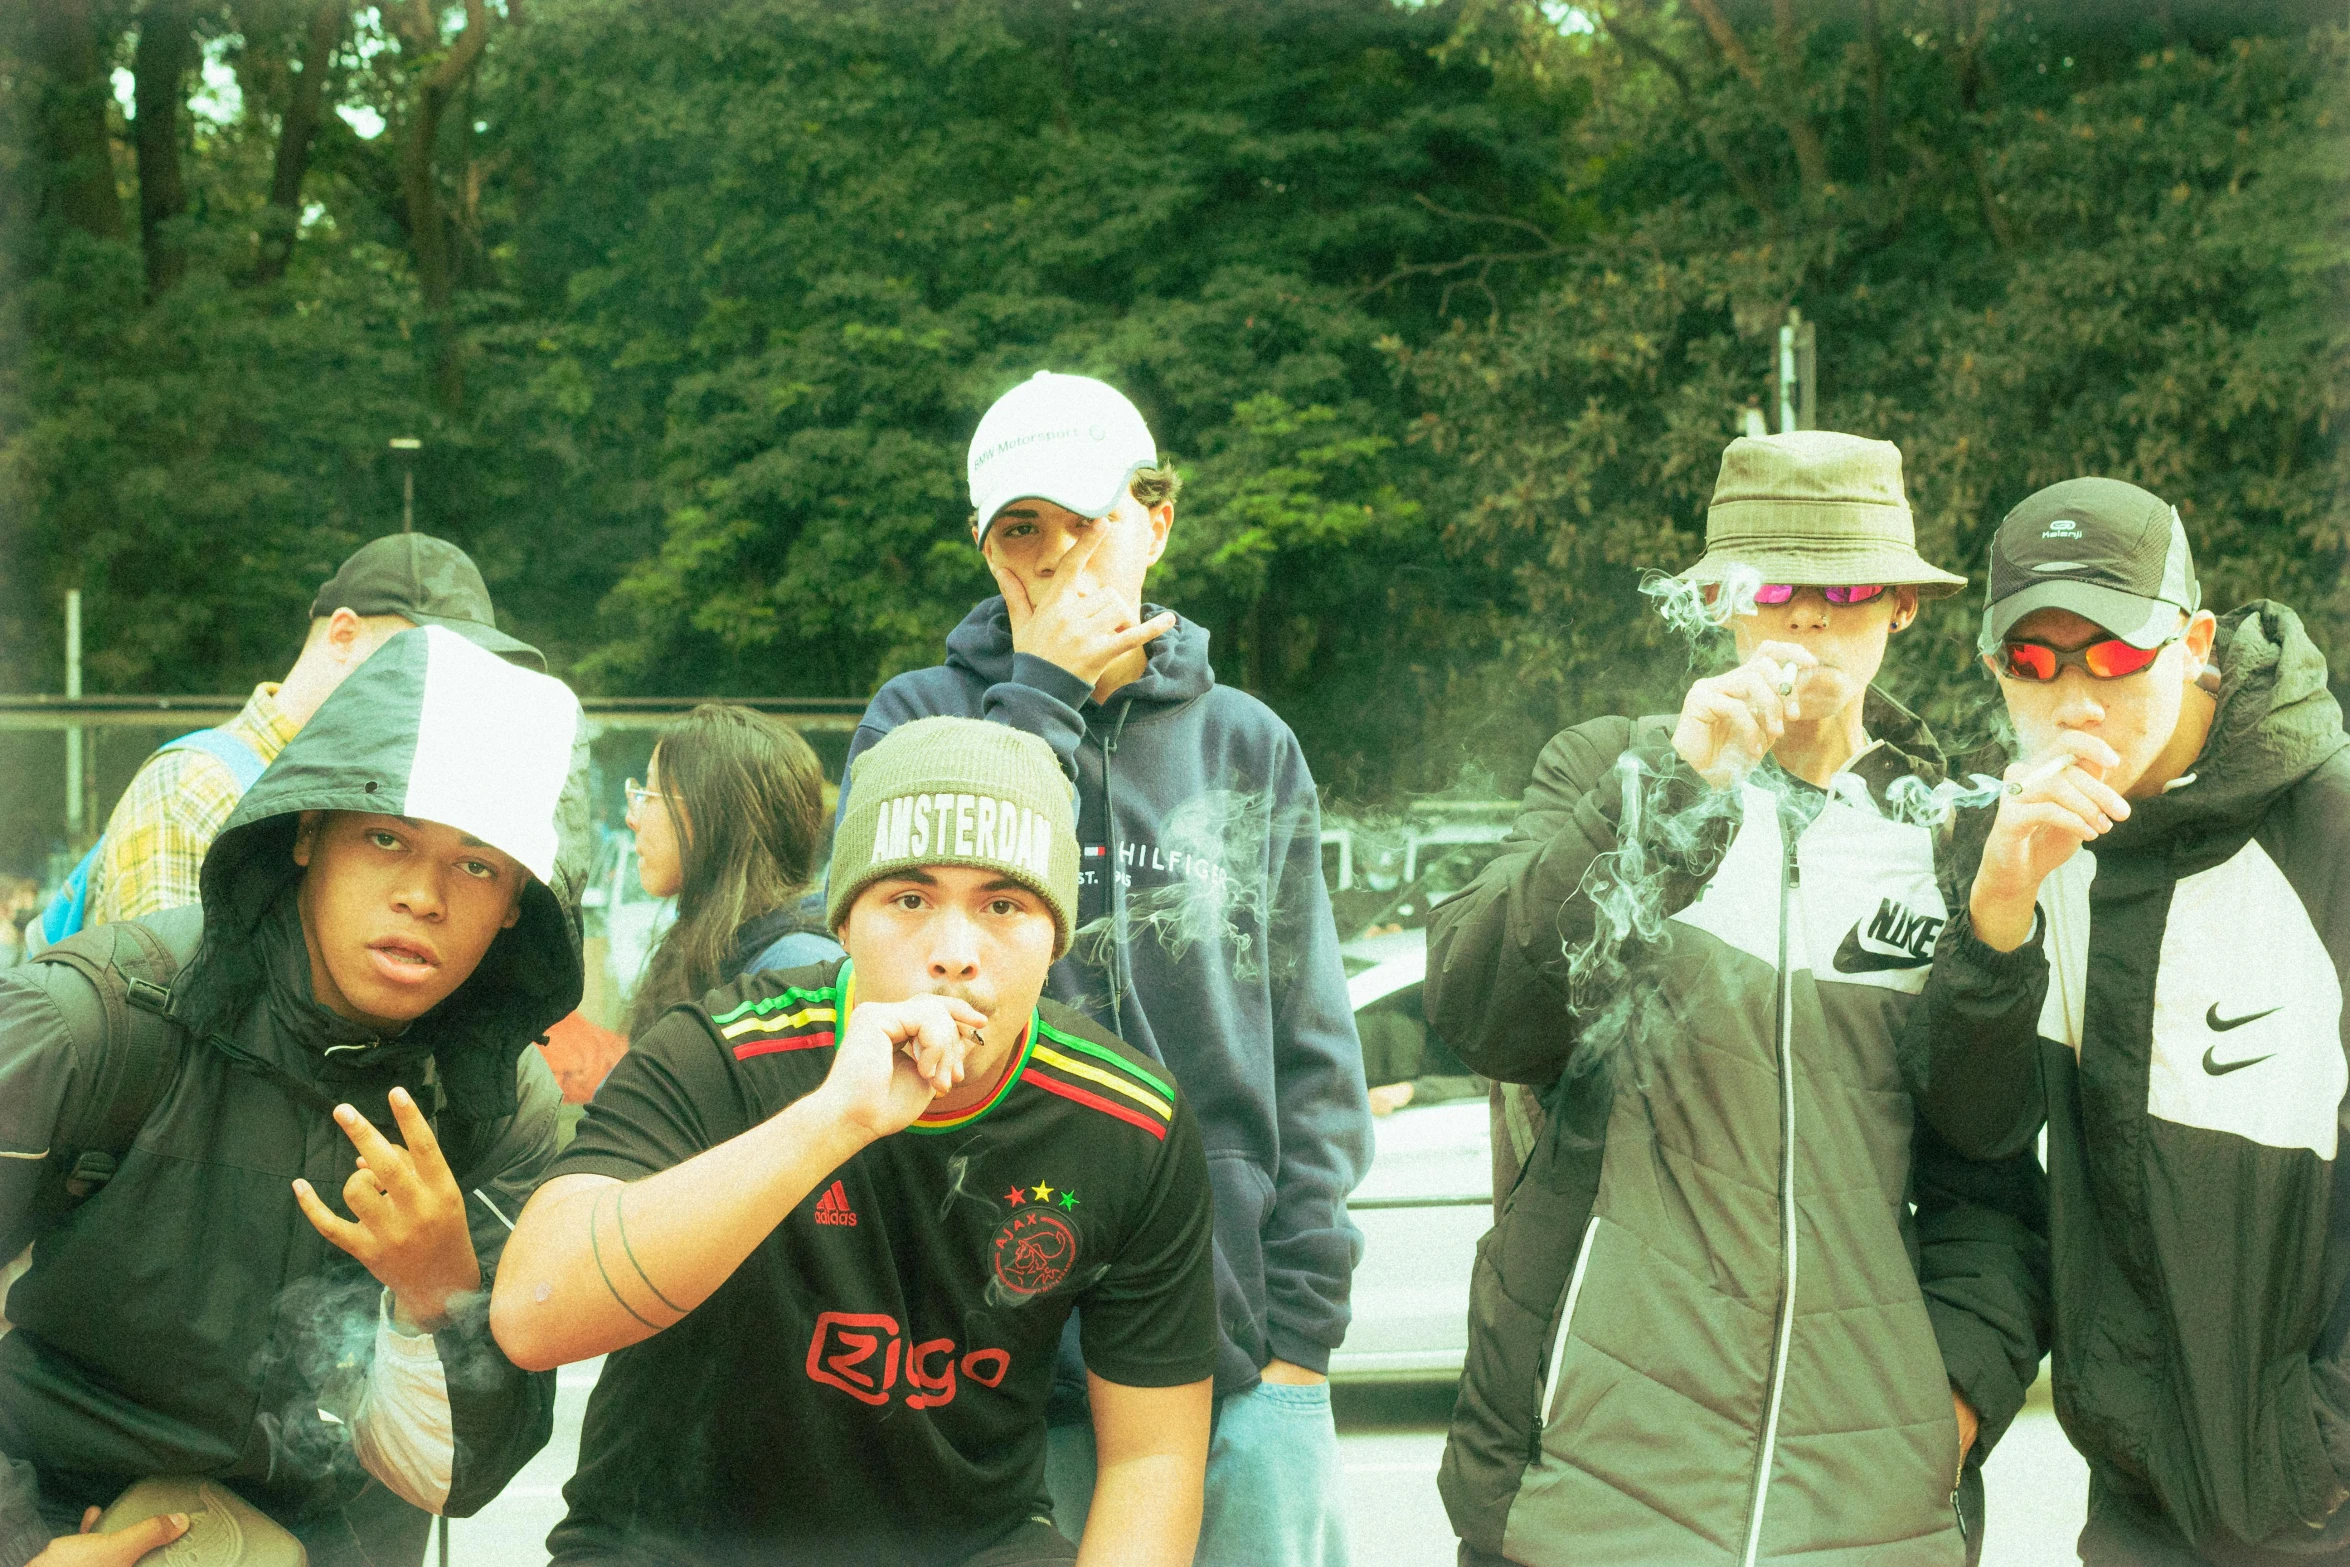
1100,699,1136,1040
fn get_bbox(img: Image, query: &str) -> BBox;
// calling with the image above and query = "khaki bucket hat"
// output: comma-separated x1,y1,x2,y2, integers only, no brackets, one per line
1679,431,1968,598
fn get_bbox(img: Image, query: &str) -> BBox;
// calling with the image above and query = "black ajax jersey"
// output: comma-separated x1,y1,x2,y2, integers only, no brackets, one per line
543,959,1217,1567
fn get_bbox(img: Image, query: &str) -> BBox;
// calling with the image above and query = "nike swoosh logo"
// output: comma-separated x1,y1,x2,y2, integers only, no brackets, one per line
1832,925,1931,974
2206,1004,2280,1032
2202,1045,2275,1077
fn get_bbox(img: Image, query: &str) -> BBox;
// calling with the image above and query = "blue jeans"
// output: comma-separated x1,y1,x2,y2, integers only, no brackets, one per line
1043,1380,1351,1567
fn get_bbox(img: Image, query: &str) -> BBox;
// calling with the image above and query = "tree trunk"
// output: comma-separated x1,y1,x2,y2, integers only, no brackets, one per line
1687,0,1828,208
1946,0,2014,250
133,0,197,296
31,0,127,243
393,0,493,410
1861,0,1890,192
254,0,345,284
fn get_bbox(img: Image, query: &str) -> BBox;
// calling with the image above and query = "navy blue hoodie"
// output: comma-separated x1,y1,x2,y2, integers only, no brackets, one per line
844,599,1370,1397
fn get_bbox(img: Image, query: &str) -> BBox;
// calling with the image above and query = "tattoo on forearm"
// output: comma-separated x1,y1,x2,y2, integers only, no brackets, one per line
614,1186,687,1315
589,1186,660,1330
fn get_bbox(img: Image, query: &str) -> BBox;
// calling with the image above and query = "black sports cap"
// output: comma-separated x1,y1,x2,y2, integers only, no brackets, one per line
310,534,545,671
1979,477,2200,653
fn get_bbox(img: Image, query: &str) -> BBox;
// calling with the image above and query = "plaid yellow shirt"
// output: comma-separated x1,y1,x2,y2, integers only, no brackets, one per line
83,684,302,929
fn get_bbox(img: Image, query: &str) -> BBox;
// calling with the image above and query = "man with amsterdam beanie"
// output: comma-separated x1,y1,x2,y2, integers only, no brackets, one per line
840,373,1371,1567
497,717,1219,1567
1914,479,2350,1564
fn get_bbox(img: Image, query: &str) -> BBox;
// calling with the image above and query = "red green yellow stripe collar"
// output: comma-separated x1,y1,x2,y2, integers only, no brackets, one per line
832,961,1040,1135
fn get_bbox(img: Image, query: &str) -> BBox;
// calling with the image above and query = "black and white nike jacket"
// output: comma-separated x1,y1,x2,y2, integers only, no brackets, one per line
1914,602,2350,1565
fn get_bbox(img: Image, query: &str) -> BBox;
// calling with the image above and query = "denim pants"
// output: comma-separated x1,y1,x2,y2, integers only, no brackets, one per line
1043,1380,1351,1567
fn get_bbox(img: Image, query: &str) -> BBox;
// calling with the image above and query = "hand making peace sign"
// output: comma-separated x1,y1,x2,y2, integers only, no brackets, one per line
293,1086,482,1333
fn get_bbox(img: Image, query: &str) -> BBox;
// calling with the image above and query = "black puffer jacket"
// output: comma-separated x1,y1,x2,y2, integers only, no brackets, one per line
0,626,588,1560
1916,603,2350,1564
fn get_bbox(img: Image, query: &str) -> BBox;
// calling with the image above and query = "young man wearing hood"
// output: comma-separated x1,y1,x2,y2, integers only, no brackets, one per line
837,372,1371,1566
1429,433,2050,1567
1913,479,2350,1566
0,626,583,1567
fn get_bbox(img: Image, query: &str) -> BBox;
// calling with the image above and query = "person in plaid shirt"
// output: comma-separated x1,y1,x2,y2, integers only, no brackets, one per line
79,534,542,931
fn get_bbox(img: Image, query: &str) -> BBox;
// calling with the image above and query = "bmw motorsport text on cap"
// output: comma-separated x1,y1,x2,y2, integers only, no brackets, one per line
967,371,1157,542
1980,477,2201,652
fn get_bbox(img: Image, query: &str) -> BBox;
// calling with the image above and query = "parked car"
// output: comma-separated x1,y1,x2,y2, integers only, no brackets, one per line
1330,927,1491,1382
1324,802,1515,942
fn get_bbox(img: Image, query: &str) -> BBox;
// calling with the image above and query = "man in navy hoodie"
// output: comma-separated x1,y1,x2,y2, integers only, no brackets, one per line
841,371,1372,1567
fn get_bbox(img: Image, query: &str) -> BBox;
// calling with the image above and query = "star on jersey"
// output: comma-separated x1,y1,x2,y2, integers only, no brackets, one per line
1002,1180,1078,1210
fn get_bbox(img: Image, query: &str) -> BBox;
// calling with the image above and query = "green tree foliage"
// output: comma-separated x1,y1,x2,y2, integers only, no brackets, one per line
0,0,2339,805
490,0,1556,796
1399,0,2348,773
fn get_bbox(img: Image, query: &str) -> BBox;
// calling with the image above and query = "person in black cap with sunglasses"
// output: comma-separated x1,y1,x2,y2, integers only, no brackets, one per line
1914,477,2350,1565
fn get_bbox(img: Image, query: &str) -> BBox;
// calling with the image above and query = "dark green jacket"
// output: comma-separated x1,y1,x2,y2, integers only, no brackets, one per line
0,626,588,1557
1432,694,2050,1566
1915,603,2350,1564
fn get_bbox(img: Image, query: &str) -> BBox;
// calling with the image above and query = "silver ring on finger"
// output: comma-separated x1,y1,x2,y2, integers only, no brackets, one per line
2005,780,2023,796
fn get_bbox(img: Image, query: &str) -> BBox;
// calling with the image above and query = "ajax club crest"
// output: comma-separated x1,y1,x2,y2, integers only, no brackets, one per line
991,1183,1079,1296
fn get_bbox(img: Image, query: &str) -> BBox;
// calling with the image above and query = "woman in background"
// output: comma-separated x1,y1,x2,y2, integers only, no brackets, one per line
624,703,837,1039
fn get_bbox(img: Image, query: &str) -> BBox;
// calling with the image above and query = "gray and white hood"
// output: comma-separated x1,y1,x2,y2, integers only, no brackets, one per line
181,625,592,1115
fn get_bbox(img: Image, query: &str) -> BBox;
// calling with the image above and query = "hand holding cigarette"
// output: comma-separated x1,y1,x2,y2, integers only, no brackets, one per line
1671,641,1821,790
1968,729,2131,951
818,993,988,1143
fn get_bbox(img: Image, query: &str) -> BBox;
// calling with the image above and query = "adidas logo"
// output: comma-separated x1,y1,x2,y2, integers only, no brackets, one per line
814,1179,859,1227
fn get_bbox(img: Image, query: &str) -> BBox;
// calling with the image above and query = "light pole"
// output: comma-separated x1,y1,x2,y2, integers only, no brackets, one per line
1772,308,1817,433
390,437,421,532
64,589,82,843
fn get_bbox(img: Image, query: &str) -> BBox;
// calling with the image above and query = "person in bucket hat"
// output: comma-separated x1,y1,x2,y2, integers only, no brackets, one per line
1429,430,2048,1567
494,717,1219,1567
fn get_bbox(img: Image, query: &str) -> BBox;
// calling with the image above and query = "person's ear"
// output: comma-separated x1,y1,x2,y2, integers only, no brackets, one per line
292,811,322,867
1889,587,1919,634
1143,500,1174,569
325,607,368,660
2183,609,2218,675
501,891,523,931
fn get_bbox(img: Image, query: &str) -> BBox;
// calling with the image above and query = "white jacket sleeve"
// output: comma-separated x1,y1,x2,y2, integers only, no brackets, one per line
352,1290,454,1514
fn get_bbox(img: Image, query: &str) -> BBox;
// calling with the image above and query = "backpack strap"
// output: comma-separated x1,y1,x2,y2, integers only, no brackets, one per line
160,726,270,794
29,911,202,1195
33,727,267,947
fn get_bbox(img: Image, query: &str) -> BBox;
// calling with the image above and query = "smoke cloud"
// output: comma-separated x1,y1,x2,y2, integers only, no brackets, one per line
1070,785,1319,1014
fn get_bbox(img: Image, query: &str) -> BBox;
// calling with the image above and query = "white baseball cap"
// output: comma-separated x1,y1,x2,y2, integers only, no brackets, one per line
967,371,1157,541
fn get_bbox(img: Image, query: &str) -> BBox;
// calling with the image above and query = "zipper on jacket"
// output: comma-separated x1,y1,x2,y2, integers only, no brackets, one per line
1740,826,1802,1567
1537,1216,1602,1432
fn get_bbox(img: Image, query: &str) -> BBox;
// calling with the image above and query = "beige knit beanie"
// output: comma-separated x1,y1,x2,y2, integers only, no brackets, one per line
826,717,1080,956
